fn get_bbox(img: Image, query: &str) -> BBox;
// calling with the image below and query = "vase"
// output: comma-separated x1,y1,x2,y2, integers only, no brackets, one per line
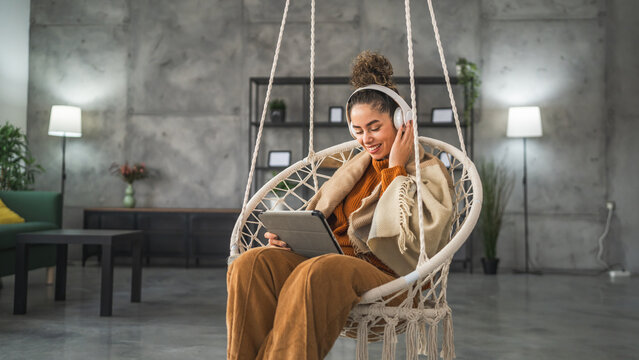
481,258,499,275
270,108,285,123
123,183,136,208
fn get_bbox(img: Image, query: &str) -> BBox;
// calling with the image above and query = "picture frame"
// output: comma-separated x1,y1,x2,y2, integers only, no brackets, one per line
329,106,344,123
431,107,454,124
268,150,292,167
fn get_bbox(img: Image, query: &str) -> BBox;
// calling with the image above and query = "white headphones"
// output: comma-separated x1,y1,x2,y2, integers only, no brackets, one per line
345,84,413,138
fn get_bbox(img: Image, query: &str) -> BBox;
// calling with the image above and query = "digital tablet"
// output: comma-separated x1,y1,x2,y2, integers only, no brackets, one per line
257,210,344,258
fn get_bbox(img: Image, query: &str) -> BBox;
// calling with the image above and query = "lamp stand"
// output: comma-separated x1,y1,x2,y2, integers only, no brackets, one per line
515,138,542,275
61,136,66,198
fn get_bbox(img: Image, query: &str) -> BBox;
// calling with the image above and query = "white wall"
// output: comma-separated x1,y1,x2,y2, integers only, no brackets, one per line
0,0,30,131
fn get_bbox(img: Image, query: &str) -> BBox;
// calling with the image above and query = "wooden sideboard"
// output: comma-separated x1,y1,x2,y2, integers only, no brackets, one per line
83,208,240,267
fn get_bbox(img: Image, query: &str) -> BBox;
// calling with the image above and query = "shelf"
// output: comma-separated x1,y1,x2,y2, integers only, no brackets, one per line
250,76,460,86
257,166,287,171
249,75,475,274
250,121,467,128
250,121,306,127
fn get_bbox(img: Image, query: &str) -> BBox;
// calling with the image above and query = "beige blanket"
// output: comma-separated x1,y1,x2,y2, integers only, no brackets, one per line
307,146,455,276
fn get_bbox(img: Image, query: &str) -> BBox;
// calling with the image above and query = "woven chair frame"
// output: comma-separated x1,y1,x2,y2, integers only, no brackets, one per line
230,136,482,356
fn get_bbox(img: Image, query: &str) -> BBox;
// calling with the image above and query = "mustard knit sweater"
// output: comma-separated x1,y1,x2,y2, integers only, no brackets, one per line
328,158,407,276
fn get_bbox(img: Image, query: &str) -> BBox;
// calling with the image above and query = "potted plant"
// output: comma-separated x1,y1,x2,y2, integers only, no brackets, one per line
456,58,481,125
269,99,286,123
0,122,44,191
477,159,514,274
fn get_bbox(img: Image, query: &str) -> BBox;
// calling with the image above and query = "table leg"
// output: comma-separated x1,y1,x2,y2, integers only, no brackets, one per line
100,244,114,317
13,242,29,315
131,235,142,303
55,244,68,301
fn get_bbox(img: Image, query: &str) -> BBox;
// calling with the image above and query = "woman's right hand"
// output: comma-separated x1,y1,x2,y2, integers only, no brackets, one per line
265,232,290,250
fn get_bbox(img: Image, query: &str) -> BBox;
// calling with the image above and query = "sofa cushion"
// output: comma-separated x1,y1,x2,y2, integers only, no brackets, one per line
0,222,58,251
0,198,25,224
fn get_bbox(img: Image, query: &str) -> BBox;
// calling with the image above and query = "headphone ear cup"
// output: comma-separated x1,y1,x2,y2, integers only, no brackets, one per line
393,108,404,129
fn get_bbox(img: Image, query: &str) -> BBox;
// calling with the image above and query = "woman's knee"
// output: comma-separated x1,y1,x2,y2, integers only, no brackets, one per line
293,254,350,283
229,247,275,273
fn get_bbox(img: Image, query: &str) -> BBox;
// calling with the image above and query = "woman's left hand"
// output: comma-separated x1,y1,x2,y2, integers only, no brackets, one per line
389,120,414,168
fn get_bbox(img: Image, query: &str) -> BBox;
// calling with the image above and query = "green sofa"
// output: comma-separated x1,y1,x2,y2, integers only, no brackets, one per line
0,191,62,278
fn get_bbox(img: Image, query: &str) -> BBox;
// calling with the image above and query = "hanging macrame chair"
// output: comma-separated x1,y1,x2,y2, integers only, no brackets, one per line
229,0,482,359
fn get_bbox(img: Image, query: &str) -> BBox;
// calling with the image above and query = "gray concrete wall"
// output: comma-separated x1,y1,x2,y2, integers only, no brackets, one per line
0,0,30,131
24,0,636,271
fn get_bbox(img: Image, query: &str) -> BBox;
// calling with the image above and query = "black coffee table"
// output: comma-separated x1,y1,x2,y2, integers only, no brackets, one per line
13,229,144,317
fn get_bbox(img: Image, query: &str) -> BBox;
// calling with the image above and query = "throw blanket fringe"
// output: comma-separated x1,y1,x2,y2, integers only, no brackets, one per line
397,179,416,254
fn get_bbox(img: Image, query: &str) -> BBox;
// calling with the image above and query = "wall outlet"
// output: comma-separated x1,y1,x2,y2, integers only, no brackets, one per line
609,270,631,278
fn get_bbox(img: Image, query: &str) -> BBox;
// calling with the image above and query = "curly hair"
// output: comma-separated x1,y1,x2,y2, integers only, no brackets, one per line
350,50,398,92
347,51,399,122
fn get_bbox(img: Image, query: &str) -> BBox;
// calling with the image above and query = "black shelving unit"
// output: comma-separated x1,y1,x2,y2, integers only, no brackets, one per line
248,76,475,272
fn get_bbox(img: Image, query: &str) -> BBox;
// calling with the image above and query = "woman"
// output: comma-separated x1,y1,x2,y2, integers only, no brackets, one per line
227,51,454,360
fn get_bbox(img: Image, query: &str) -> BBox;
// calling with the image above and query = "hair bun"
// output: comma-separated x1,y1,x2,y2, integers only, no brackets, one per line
350,50,397,92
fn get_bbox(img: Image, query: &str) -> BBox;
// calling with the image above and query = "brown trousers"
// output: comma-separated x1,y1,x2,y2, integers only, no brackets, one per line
226,247,396,360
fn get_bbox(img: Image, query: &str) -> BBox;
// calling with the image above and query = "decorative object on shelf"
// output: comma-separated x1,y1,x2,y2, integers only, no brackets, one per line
109,162,148,208
439,152,452,168
48,105,82,198
507,106,543,274
0,122,44,191
270,170,295,194
329,106,344,123
456,58,480,124
431,107,453,124
269,99,286,123
267,150,291,167
478,158,514,275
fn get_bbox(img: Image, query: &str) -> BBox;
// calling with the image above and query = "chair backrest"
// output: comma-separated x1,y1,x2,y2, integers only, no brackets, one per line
231,137,481,279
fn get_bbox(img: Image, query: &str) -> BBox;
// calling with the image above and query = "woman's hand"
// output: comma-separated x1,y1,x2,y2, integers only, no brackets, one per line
389,120,415,168
265,232,291,250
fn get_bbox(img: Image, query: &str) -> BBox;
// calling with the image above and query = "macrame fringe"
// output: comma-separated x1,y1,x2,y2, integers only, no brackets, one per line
405,319,420,360
397,179,416,254
441,313,456,360
382,318,398,360
356,317,369,360
428,323,438,360
418,321,428,355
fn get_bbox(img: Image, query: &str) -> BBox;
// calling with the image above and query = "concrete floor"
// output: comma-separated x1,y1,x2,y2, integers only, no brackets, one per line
0,265,637,360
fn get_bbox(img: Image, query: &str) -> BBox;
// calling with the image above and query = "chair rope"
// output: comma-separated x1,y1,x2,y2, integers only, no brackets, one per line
232,0,290,255
426,0,467,156
403,0,428,266
308,0,319,192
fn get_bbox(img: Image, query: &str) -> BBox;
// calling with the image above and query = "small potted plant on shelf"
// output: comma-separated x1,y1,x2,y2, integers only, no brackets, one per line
477,159,514,275
456,58,481,125
0,122,44,191
269,99,286,123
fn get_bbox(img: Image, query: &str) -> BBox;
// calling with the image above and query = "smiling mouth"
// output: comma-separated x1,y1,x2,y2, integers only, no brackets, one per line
366,144,381,153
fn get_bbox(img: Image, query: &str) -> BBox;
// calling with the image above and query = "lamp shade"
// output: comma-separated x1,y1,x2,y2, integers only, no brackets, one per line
49,105,82,137
507,106,542,138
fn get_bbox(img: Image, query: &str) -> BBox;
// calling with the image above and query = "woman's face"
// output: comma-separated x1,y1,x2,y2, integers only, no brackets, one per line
350,103,398,160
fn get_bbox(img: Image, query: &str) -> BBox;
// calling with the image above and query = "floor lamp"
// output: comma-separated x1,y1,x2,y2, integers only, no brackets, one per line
507,106,542,274
48,105,82,199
